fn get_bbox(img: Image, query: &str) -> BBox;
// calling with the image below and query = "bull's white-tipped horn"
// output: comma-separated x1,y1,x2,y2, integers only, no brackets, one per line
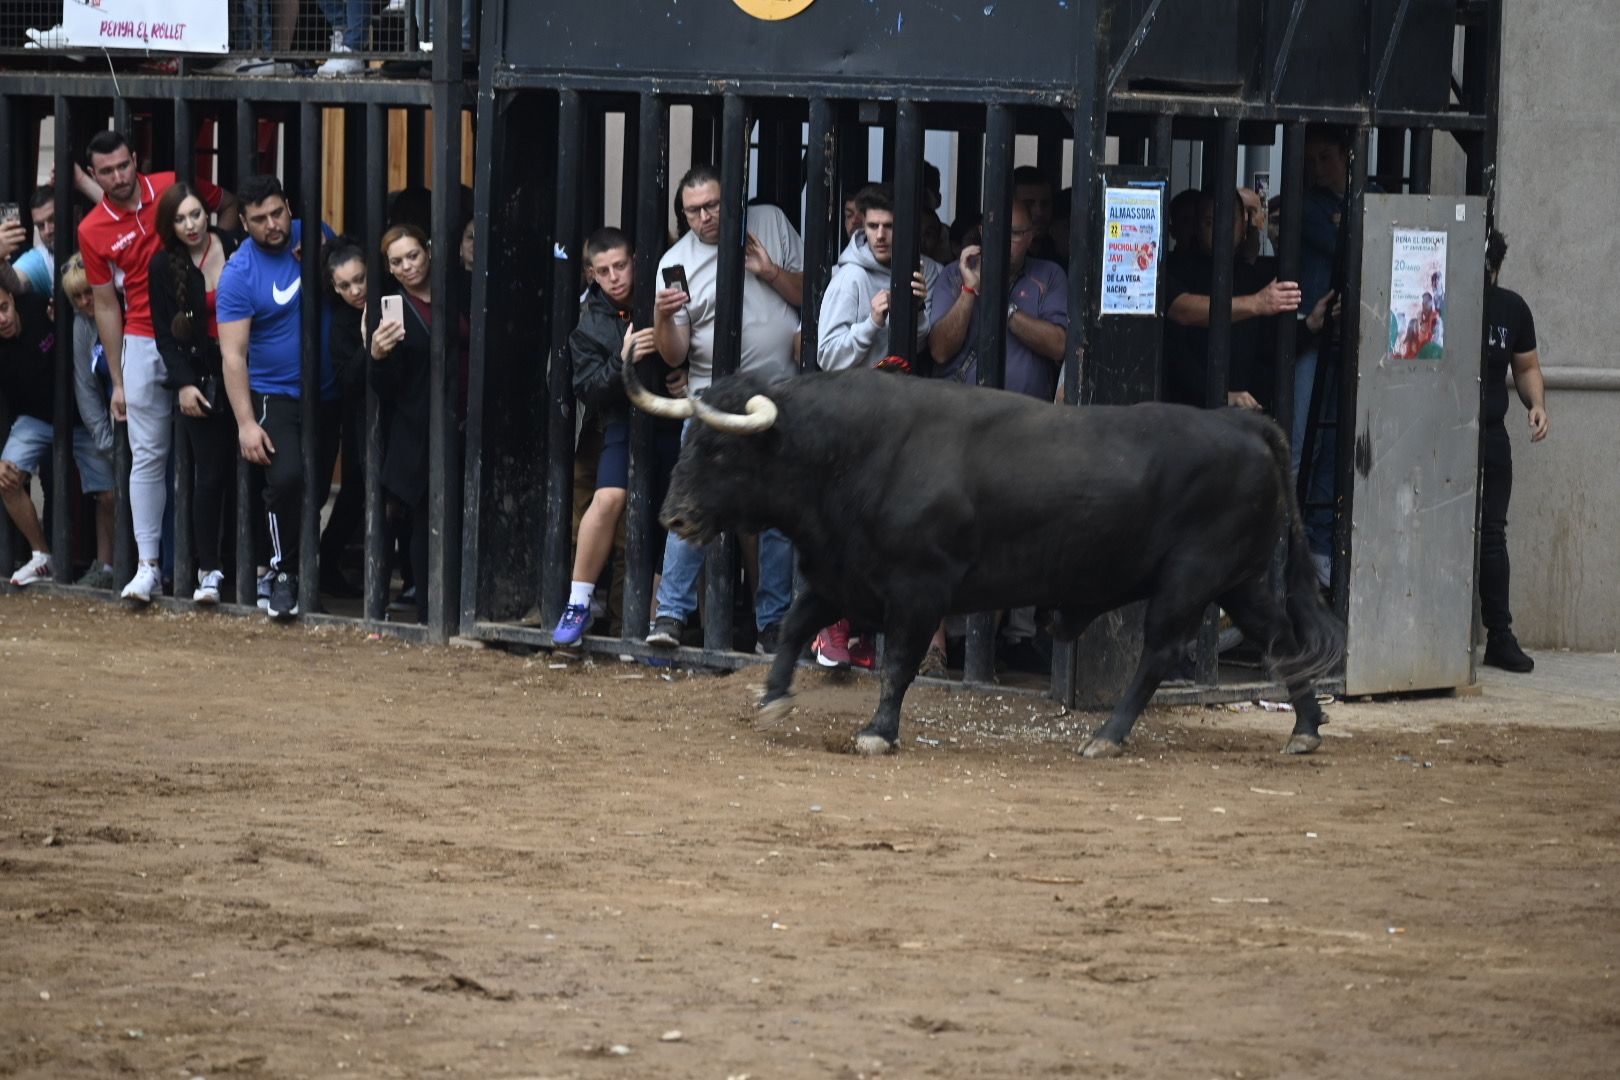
621,323,694,420
690,391,778,435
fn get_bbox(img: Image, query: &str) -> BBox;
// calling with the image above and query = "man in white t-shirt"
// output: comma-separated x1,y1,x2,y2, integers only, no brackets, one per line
645,165,803,653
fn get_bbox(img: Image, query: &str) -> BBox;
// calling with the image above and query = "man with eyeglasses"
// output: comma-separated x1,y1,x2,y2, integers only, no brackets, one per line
927,198,1068,403
645,164,804,654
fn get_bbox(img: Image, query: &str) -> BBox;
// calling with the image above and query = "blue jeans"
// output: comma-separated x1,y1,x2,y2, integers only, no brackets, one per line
238,1,271,52
1292,347,1338,557
318,0,369,49
653,418,793,631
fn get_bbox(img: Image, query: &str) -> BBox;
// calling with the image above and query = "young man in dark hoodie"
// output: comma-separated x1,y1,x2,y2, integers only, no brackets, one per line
553,227,686,645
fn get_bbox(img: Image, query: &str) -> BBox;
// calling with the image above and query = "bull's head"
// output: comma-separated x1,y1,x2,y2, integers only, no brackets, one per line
622,332,782,544
621,327,779,435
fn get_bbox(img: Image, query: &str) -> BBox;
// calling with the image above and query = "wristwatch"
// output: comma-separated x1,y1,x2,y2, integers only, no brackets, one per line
1006,301,1019,322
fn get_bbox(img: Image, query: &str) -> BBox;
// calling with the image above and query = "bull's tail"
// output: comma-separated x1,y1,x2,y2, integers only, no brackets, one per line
1255,416,1346,686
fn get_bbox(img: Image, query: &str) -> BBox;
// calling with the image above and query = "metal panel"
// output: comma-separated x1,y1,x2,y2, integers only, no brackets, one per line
1345,193,1486,695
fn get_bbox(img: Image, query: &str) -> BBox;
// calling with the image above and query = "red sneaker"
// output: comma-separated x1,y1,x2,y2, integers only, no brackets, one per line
814,619,852,668
847,632,876,670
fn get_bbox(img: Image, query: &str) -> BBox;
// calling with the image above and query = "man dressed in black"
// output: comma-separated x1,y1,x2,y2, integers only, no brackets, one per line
1479,229,1549,672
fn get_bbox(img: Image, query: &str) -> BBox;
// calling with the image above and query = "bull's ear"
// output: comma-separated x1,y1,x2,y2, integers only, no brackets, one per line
691,392,777,435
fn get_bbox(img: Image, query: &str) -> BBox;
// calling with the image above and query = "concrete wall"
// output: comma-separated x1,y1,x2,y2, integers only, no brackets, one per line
1492,0,1620,650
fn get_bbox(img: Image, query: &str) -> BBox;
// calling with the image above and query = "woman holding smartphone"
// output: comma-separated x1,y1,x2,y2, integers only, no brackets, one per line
150,182,239,604
369,223,468,624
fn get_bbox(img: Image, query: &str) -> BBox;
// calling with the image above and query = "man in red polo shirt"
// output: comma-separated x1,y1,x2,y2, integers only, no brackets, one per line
77,129,238,602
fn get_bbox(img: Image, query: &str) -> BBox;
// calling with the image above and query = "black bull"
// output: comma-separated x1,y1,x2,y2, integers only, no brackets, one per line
627,362,1344,758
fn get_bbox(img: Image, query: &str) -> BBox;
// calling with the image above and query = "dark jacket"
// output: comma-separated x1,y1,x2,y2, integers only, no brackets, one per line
372,289,432,505
329,299,367,397
569,282,677,429
151,228,238,391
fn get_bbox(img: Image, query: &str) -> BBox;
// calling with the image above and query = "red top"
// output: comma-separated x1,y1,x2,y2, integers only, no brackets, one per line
77,171,223,339
204,287,219,340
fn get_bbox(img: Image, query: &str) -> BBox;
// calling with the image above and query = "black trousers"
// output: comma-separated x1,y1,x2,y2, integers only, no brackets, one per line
1479,423,1514,634
255,392,342,574
183,406,238,572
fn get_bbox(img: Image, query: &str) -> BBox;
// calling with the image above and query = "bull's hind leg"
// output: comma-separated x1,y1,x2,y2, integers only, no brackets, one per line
853,615,937,756
756,590,839,729
1219,579,1326,754
1079,598,1205,759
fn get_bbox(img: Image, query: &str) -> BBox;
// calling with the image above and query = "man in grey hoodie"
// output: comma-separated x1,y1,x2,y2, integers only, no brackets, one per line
816,183,939,372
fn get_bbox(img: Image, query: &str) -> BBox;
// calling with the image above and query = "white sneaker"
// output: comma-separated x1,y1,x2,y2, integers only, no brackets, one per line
121,562,162,603
9,551,52,587
316,53,364,77
194,568,224,605
385,0,406,11
257,568,276,611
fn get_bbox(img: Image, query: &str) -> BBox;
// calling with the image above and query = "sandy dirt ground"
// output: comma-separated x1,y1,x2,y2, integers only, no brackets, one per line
2,592,1617,1079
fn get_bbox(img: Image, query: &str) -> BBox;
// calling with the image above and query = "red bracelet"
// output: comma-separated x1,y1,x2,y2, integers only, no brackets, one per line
961,285,978,296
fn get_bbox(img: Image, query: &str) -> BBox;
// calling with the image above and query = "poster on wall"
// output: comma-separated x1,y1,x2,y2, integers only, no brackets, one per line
1389,228,1447,360
61,0,229,54
1099,185,1162,316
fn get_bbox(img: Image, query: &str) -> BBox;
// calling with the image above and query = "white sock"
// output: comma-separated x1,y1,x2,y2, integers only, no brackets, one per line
568,581,595,608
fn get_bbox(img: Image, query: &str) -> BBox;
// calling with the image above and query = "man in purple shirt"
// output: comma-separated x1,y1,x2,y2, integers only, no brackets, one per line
926,199,1068,402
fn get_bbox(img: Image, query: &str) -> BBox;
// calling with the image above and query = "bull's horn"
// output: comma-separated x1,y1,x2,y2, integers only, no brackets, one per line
621,325,694,420
690,391,778,435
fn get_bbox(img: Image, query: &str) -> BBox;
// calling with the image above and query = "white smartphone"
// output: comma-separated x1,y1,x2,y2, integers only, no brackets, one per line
380,294,403,325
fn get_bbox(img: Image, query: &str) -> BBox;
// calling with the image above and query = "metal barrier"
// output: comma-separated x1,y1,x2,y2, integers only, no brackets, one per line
4,0,1504,708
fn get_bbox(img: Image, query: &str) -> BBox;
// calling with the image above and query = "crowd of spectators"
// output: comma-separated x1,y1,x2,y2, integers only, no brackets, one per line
1,121,1548,674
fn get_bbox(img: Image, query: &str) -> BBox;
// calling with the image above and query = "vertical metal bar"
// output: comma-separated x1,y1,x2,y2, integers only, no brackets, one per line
1375,127,1405,192
1194,120,1240,687
171,95,196,595
109,95,136,591
363,103,388,624
428,12,465,641
1408,127,1433,195
460,49,503,632
0,94,13,576
1330,126,1370,618
887,99,924,363
703,92,749,655
624,90,668,643
964,103,1015,687
233,98,257,607
619,98,641,236
298,102,322,617
1149,113,1173,170
541,90,584,630
955,128,983,219
799,96,836,368
1272,122,1305,448
1204,120,1238,409
49,98,74,569
405,107,426,190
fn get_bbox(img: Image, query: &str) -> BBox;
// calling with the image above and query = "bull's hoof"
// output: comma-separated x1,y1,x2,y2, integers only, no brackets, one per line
853,733,897,757
1078,737,1124,759
754,694,795,731
1283,732,1323,755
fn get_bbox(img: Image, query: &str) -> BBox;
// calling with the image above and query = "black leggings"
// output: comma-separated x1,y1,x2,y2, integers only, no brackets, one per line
1479,423,1513,634
183,407,238,572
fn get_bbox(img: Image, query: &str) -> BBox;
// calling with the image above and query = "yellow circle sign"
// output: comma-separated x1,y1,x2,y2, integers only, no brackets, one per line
732,0,816,20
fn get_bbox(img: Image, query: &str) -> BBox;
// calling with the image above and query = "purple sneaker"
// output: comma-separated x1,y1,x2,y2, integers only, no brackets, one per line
553,603,590,646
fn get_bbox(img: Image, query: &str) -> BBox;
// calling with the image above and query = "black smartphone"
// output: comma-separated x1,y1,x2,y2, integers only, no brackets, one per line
662,264,689,295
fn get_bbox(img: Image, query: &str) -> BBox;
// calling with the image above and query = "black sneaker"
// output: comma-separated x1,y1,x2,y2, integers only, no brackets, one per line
266,572,300,620
1483,632,1534,673
755,623,780,655
645,615,684,648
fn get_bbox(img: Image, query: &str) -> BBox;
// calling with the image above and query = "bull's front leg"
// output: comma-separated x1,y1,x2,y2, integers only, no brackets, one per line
854,617,936,756
756,590,839,729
